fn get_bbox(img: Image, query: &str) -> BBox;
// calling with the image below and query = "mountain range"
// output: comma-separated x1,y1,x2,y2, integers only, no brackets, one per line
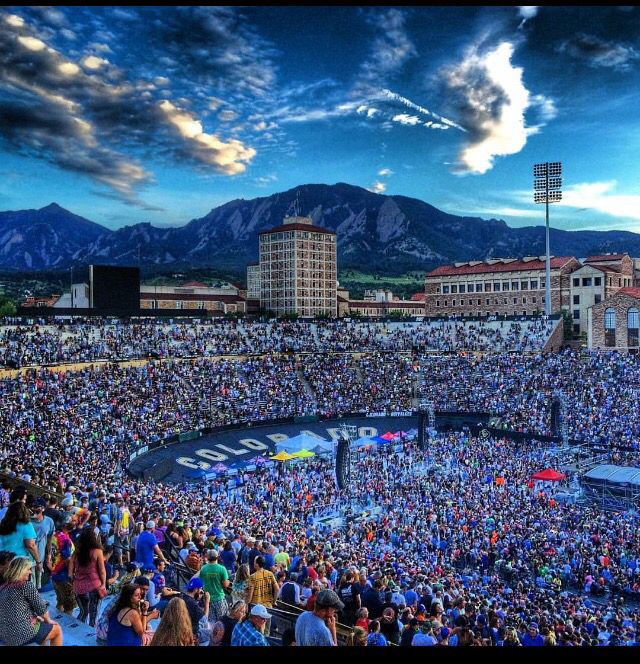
2,182,640,275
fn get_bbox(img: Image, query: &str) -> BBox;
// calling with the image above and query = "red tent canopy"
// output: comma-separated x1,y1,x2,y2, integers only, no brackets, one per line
531,468,566,481
381,432,395,440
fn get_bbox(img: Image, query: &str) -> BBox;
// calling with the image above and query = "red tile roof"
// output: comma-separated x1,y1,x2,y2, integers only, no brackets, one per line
585,254,627,262
426,257,575,277
410,293,426,301
140,293,244,303
618,287,640,300
259,223,335,235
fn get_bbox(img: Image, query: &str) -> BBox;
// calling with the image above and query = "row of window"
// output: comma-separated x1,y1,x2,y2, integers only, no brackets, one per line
262,232,336,241
573,276,630,288
439,279,544,294
435,296,541,307
572,294,602,307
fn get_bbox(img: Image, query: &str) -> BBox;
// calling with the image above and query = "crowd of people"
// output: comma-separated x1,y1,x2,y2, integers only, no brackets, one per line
0,315,639,647
0,316,556,367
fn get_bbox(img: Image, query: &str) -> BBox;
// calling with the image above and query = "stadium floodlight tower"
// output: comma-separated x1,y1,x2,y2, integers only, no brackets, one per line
534,162,562,316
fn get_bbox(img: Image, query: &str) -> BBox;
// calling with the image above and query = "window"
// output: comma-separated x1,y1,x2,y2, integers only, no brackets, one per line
459,284,466,293
452,299,456,306
594,294,601,304
451,285,458,294
484,282,491,292
530,280,538,289
444,300,448,307
532,297,537,303
573,309,580,320
436,287,441,294
460,299,465,306
503,298,508,305
467,283,474,293
628,307,639,347
476,283,483,292
605,308,616,347
477,298,481,305
521,281,528,290
493,282,501,291
582,277,592,287
485,298,490,305
573,295,580,305
442,285,450,294
594,277,601,286
502,282,510,291
573,324,580,335
436,300,440,307
513,297,517,304
522,297,527,304
573,278,580,287
511,281,519,291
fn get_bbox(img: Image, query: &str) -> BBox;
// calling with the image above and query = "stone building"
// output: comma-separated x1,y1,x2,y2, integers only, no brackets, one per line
424,256,581,318
569,253,634,336
588,287,640,352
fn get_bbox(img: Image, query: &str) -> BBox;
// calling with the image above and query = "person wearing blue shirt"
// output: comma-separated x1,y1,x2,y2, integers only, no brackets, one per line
135,521,167,568
231,604,271,646
520,623,545,646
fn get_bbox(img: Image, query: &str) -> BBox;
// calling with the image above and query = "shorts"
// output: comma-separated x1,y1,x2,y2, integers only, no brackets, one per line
24,620,54,645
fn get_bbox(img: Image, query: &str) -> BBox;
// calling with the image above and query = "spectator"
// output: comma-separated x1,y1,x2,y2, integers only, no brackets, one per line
230,604,271,646
0,556,63,646
149,597,196,646
295,588,344,646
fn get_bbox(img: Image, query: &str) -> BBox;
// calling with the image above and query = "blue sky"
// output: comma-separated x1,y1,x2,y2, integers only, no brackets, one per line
1,6,640,233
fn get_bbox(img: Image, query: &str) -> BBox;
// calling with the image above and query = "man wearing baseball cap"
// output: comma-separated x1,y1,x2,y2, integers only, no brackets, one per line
295,588,344,646
231,604,271,646
135,520,167,569
180,577,210,642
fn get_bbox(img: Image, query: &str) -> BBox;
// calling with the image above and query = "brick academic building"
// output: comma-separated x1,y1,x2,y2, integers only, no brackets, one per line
589,287,640,352
424,256,581,318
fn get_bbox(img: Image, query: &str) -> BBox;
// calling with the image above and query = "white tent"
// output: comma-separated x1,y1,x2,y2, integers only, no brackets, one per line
276,433,333,453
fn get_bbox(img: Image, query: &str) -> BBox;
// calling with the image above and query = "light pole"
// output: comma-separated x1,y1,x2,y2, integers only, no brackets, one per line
534,162,562,316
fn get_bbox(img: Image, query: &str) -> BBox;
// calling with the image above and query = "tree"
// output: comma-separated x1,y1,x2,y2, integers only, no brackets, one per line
0,297,16,317
560,309,573,340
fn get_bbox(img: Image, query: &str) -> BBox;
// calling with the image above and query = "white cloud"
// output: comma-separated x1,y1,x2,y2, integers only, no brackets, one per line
378,168,393,177
381,89,465,131
58,61,80,77
518,6,539,19
354,9,416,95
81,55,109,70
369,181,387,194
558,181,640,222
218,109,238,122
18,36,47,52
158,100,256,175
392,113,421,126
6,14,24,28
443,41,538,174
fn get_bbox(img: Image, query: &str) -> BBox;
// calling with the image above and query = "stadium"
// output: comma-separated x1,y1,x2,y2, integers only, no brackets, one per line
0,315,639,647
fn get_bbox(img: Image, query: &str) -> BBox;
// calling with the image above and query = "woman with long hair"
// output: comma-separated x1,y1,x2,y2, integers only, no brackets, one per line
0,556,63,646
149,597,195,646
231,562,250,604
106,583,159,646
71,527,106,626
0,502,41,569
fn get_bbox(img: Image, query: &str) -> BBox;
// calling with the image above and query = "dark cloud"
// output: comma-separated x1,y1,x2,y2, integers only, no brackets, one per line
0,8,260,204
559,33,639,70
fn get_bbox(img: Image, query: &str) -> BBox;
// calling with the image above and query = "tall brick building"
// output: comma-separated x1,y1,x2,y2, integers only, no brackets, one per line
588,287,640,352
424,256,581,318
259,215,337,318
